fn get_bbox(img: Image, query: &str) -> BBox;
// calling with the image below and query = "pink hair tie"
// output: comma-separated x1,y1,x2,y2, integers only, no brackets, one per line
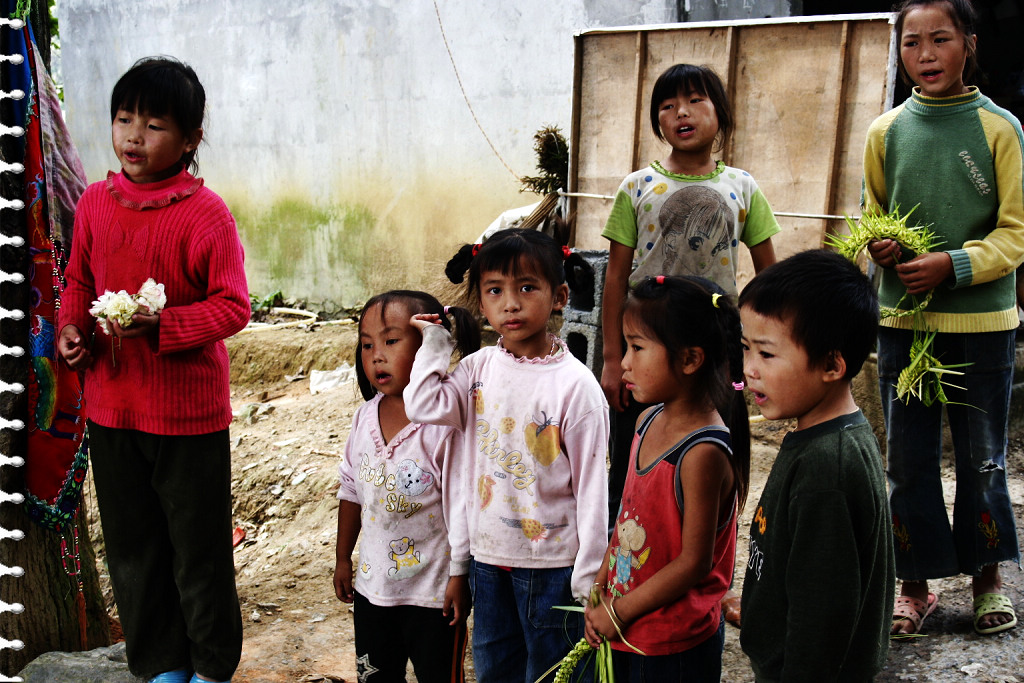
655,275,665,284
443,306,451,314
561,246,573,260
732,381,745,391
471,243,482,257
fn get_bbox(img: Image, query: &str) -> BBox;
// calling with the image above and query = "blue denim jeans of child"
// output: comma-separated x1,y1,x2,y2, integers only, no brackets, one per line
879,328,1020,580
469,560,591,683
611,616,724,683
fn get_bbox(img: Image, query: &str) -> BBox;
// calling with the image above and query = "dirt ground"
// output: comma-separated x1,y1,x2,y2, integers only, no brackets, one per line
88,321,1024,682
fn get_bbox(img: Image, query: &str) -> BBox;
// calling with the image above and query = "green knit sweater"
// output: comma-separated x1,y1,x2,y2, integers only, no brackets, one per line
863,87,1024,333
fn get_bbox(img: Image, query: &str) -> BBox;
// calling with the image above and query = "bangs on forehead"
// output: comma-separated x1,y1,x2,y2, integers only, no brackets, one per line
114,90,174,119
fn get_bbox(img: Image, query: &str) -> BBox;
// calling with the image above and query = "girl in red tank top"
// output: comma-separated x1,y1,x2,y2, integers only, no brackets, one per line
584,275,750,682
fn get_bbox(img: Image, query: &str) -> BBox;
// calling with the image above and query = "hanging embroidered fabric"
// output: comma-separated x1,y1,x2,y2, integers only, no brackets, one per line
6,10,88,533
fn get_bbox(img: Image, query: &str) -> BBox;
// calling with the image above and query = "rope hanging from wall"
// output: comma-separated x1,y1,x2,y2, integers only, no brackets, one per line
432,0,520,181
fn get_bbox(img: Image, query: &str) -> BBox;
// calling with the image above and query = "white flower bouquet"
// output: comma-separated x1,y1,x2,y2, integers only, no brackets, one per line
89,278,166,335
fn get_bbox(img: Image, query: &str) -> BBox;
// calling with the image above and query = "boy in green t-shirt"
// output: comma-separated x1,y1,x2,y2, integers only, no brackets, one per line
738,250,895,680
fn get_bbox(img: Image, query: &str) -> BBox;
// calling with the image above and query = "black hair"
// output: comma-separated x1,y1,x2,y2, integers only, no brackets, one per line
444,228,592,308
650,64,734,154
354,290,481,401
110,56,206,173
738,249,879,380
894,0,978,87
624,275,750,509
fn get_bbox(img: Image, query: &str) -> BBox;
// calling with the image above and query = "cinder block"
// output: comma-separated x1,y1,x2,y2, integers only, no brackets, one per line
564,249,608,327
561,320,602,379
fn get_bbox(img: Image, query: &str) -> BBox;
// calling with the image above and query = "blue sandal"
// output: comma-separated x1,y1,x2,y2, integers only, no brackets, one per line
149,670,190,683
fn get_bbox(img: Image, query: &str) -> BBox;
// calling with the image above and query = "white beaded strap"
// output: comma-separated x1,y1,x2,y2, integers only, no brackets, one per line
0,11,28,674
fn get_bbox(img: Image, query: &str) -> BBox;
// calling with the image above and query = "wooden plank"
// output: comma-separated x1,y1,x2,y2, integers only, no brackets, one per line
630,32,648,172
568,33,585,245
723,25,739,164
569,15,894,259
824,20,852,241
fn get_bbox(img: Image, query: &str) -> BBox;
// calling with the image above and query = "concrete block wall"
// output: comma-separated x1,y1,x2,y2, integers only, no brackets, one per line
563,249,608,377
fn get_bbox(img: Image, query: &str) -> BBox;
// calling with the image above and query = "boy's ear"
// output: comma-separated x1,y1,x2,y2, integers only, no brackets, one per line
822,349,847,383
552,283,569,312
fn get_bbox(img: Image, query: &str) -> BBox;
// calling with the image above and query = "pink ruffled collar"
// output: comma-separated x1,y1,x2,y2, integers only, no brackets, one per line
105,167,204,210
496,335,567,365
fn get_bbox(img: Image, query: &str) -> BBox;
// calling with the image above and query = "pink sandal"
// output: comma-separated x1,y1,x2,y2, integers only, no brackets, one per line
891,593,938,638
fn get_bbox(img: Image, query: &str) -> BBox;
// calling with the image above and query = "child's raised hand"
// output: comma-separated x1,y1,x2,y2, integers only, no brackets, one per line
895,252,953,296
867,238,901,268
409,313,443,333
442,574,471,626
57,324,93,370
333,557,355,603
111,309,160,339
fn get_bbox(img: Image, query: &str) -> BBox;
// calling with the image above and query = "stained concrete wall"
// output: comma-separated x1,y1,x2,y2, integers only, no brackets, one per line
59,0,795,311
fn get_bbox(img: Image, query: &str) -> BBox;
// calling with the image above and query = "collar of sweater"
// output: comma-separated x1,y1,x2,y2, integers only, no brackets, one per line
105,166,204,210
908,85,984,116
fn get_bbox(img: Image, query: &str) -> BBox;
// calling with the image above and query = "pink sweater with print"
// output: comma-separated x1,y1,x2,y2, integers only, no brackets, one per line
59,169,250,435
404,325,610,601
337,394,462,608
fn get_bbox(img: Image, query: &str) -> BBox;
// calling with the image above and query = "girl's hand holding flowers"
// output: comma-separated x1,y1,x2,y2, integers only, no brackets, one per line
89,278,166,338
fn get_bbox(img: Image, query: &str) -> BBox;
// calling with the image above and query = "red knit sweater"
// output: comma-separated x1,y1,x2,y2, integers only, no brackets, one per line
59,168,250,435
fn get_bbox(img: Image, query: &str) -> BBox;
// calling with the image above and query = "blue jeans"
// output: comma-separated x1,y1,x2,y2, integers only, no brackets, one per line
611,616,724,682
878,328,1020,579
469,560,590,683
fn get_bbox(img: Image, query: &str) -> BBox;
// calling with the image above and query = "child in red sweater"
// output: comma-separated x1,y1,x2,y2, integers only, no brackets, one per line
57,57,249,683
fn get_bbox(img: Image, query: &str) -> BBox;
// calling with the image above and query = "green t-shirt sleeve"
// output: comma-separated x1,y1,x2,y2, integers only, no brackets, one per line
601,189,639,248
741,188,781,248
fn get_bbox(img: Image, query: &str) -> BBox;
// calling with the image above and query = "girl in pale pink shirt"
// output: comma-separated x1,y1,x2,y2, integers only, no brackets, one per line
405,228,609,682
335,289,478,683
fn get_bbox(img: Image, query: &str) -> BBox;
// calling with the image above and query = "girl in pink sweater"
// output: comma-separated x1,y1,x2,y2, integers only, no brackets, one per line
57,57,249,683
405,228,609,683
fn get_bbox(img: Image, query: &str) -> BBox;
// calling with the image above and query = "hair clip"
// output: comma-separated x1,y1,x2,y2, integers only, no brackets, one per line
561,246,573,260
732,381,745,391
711,293,722,309
655,275,665,285
443,305,451,314
471,243,482,257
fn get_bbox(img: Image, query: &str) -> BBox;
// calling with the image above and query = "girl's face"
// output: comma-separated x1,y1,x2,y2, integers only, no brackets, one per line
900,3,975,98
359,302,421,399
478,261,568,359
621,313,680,405
657,89,720,157
111,109,201,183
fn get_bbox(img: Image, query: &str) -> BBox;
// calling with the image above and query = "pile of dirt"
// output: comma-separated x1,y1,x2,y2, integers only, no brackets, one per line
86,323,1023,682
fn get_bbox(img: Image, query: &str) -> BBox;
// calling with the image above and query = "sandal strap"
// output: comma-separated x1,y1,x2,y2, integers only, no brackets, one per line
892,595,929,630
973,592,1014,617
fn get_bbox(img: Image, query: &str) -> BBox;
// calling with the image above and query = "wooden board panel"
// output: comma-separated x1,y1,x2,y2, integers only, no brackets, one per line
570,15,894,282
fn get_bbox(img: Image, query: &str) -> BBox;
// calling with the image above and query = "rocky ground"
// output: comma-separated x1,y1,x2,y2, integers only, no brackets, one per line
82,321,1024,682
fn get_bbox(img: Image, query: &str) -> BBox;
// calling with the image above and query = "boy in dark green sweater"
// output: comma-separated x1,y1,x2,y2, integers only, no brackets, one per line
738,250,895,681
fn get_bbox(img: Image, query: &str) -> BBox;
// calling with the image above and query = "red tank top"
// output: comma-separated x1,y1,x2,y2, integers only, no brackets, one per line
605,406,737,655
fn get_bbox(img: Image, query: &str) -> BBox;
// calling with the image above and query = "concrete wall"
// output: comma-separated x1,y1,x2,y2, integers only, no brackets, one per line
59,0,795,311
